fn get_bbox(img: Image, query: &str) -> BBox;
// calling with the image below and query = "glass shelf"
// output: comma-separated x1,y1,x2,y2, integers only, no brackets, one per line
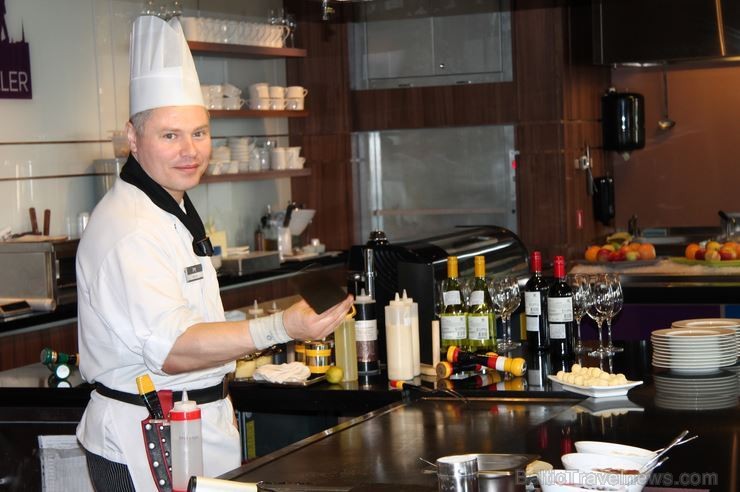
200,169,310,184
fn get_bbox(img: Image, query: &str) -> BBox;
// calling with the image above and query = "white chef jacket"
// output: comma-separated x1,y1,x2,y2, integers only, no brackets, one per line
76,178,240,490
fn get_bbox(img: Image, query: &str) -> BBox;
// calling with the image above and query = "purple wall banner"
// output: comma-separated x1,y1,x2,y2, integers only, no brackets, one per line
0,0,32,99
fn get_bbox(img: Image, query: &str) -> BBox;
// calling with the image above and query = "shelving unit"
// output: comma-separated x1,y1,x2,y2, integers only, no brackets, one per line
192,40,310,185
200,169,310,184
188,41,307,59
210,109,307,119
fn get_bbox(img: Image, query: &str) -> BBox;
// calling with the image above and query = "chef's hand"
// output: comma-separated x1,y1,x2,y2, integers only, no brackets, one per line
283,295,354,341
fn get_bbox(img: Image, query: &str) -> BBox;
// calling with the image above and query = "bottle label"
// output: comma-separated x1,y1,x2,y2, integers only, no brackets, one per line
526,315,540,333
547,296,573,322
443,290,462,307
355,319,377,342
440,315,467,340
549,323,566,339
469,290,485,306
467,315,490,340
524,291,541,316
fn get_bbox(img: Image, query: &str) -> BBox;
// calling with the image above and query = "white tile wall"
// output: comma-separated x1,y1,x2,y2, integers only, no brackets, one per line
0,0,292,249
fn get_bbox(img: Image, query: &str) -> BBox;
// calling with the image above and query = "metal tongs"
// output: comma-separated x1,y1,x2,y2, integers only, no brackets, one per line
639,430,697,474
391,380,468,404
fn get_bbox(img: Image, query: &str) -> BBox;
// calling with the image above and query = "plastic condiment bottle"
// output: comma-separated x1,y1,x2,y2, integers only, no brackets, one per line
354,289,380,375
334,313,358,382
401,290,421,376
170,390,203,492
385,293,414,381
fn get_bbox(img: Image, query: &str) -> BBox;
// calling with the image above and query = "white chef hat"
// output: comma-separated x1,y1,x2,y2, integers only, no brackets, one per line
129,15,204,116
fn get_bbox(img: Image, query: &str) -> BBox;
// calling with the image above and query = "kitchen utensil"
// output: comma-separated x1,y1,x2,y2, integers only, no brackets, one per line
658,68,675,131
639,430,688,474
29,208,39,234
43,209,50,236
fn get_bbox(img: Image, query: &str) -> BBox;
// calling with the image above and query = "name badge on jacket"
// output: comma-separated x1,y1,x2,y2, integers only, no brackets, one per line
185,264,204,283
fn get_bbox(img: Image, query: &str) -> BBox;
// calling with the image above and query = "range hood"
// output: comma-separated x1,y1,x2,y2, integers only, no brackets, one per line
592,0,740,66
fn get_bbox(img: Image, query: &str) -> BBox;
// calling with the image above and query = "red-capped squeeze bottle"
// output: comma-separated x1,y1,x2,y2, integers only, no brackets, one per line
170,390,203,492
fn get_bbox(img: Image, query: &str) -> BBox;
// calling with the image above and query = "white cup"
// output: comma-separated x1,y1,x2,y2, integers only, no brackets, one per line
286,86,308,98
286,146,301,166
222,83,242,97
267,24,290,47
286,97,304,111
269,86,287,98
269,98,286,110
249,83,270,99
270,148,288,170
209,97,224,110
248,98,270,110
223,96,246,110
180,17,202,41
289,156,306,169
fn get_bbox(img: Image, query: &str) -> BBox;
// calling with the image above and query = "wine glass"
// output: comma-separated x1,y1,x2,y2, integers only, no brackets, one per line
568,274,590,354
604,273,624,354
285,13,297,48
587,274,610,359
491,276,521,352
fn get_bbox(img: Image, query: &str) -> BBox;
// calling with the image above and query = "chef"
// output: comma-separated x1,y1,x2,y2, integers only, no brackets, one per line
75,15,353,491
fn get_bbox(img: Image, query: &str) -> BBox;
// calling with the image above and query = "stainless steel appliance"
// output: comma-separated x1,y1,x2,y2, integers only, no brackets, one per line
0,239,78,311
348,226,528,366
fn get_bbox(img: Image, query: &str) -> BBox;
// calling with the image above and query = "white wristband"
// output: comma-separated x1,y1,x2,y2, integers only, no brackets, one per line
248,311,292,350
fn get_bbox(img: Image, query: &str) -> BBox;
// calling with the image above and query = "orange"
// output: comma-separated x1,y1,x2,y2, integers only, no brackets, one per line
684,243,701,260
722,241,737,250
585,245,601,262
638,243,656,260
628,242,642,252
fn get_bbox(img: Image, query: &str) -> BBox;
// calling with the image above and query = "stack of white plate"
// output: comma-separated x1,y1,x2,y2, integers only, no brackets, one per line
672,318,740,358
227,137,253,163
651,327,737,374
654,371,738,410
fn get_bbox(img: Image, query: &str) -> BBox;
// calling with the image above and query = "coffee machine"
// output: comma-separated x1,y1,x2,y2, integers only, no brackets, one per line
347,226,529,367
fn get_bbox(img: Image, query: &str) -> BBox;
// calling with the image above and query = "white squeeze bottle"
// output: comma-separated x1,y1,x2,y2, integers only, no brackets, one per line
401,290,421,376
385,293,414,381
170,390,203,492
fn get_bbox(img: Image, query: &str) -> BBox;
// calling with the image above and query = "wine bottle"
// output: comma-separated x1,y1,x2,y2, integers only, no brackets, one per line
466,256,495,353
439,256,467,353
524,251,550,351
547,256,574,357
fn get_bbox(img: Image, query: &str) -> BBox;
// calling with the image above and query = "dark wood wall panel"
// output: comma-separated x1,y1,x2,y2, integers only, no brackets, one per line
351,83,518,132
286,0,354,249
0,322,78,372
290,134,354,250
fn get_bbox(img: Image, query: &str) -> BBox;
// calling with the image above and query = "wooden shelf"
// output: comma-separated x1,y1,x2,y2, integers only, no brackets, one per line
200,169,310,184
210,109,307,119
188,41,307,59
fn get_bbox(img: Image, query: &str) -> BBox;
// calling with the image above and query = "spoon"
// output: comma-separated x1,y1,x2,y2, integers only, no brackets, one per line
658,68,676,131
641,430,689,473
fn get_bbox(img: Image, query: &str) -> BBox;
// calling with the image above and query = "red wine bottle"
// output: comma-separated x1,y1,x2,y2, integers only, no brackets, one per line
546,256,574,357
524,251,550,351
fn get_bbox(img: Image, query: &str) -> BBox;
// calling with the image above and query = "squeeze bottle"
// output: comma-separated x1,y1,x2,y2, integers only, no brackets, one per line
170,390,203,492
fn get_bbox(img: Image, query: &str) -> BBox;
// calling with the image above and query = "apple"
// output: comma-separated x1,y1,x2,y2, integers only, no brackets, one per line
705,249,721,262
719,246,737,260
608,251,622,262
625,251,641,261
706,240,722,251
694,249,706,260
597,248,612,262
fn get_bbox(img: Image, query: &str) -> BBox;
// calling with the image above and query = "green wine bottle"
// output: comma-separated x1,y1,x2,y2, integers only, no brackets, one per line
466,256,495,353
440,256,467,353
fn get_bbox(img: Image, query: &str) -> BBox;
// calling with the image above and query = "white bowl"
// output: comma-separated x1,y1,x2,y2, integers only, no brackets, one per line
561,453,651,492
537,469,626,492
574,441,656,467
